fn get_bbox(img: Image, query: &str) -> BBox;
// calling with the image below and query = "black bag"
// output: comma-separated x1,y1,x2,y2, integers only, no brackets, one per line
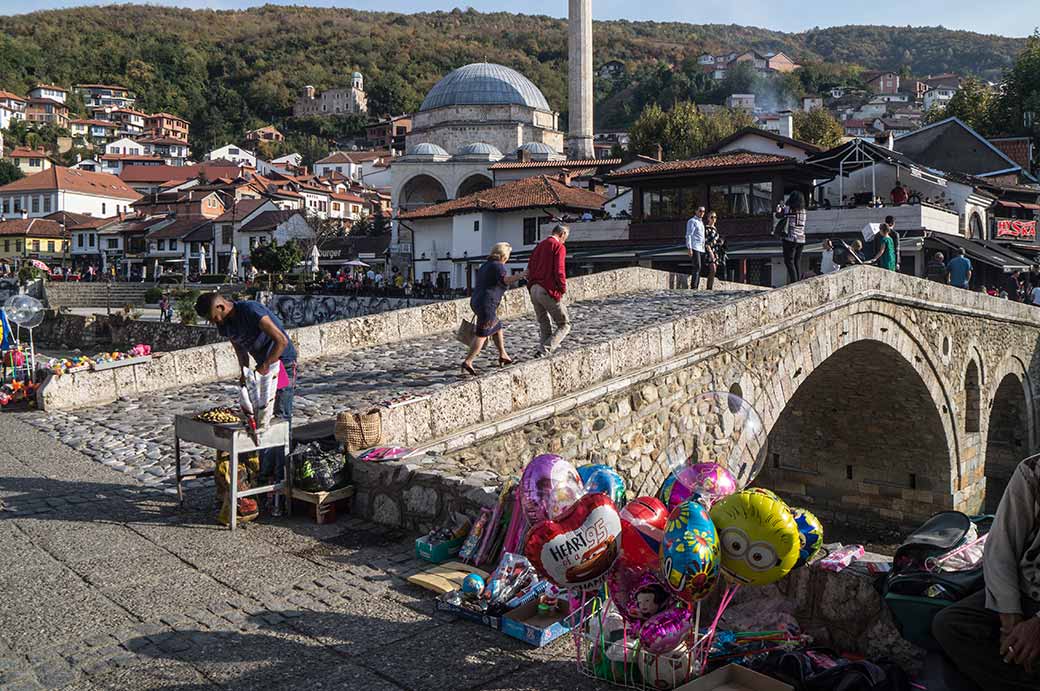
293,442,347,492
773,214,790,238
803,660,910,691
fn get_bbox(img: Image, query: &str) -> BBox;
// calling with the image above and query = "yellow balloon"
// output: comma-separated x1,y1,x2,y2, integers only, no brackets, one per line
709,490,799,587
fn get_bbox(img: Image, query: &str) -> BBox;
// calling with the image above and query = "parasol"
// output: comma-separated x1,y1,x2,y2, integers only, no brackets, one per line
198,245,208,274
229,246,239,278
310,244,320,273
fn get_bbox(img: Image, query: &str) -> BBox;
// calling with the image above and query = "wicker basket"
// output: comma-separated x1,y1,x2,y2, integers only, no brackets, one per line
335,409,385,452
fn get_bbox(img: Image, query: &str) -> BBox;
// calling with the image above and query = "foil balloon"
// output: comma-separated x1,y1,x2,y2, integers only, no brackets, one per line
659,501,720,603
618,496,668,570
639,607,696,656
519,454,584,523
675,463,738,508
657,473,692,513
578,464,627,506
745,487,784,504
710,490,799,587
625,571,675,623
640,642,695,690
791,507,824,568
525,493,622,589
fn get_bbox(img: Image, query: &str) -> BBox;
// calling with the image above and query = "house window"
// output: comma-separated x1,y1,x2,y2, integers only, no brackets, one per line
101,203,106,215
157,239,166,250
473,220,480,232
15,240,22,252
1,198,8,214
47,241,55,252
29,158,40,168
523,217,538,245
169,240,177,251
222,226,232,244
2,240,8,252
32,240,39,251
89,234,95,247
229,148,239,156
708,182,773,218
31,196,39,213
13,199,20,212
43,196,51,213
106,239,117,249
77,234,84,248
332,203,341,211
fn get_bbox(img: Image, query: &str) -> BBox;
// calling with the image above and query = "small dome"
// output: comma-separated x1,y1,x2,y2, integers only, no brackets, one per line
453,142,504,161
421,63,551,112
403,142,451,160
352,71,363,78
513,141,564,161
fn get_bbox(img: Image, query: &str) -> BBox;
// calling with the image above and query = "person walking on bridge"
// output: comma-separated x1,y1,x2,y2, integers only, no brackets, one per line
527,225,571,357
461,242,526,375
685,206,706,290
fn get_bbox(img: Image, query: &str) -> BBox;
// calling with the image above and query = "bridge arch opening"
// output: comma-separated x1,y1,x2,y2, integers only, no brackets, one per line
456,174,493,198
399,174,448,210
984,373,1029,512
761,339,951,523
965,361,981,433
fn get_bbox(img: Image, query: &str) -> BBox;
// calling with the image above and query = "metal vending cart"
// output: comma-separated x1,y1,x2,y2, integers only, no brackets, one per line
173,415,291,531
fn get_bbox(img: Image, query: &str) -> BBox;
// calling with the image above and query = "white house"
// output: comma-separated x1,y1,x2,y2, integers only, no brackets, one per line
314,151,361,180
206,144,257,167
139,137,191,166
28,84,67,104
399,174,606,289
234,209,314,267
707,126,821,162
0,91,26,130
0,166,141,219
105,138,145,157
924,87,957,113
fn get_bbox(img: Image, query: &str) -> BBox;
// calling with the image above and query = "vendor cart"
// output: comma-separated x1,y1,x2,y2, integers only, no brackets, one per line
173,415,291,531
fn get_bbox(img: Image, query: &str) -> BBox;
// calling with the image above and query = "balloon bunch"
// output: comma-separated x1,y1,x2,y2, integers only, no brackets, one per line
516,393,825,689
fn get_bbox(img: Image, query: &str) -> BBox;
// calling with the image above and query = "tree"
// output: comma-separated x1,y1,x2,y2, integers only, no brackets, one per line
0,160,24,185
793,108,844,148
924,76,994,132
628,101,755,160
251,241,302,278
990,31,1040,143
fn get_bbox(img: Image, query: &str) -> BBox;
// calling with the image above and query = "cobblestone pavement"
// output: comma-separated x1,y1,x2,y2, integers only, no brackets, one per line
0,414,605,691
25,289,756,486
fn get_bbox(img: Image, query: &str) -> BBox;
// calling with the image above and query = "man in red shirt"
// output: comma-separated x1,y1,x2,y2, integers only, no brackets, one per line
526,224,571,357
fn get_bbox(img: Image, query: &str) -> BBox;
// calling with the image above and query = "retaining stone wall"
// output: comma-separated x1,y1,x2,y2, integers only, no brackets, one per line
351,267,1040,532
263,293,435,328
36,312,222,352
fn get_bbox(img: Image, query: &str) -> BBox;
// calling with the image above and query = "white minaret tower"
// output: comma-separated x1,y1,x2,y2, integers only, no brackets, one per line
567,0,594,159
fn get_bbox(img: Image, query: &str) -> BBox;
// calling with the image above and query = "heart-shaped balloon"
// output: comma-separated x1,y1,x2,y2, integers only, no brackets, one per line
525,493,622,589
618,496,668,571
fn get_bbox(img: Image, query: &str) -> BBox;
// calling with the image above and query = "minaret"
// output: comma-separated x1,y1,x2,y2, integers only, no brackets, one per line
567,0,594,159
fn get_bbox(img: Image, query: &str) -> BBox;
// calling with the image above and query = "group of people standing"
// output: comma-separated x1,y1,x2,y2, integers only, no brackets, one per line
684,207,728,289
461,225,572,375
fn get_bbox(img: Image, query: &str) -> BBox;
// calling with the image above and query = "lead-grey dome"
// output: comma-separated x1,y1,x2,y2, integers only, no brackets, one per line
511,141,564,161
403,142,451,160
453,142,504,161
421,63,551,112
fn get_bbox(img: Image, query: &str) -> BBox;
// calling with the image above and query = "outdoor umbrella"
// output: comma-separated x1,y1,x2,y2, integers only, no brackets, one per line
198,245,208,274
153,259,160,280
310,244,320,273
344,259,370,268
229,246,239,278
862,223,881,241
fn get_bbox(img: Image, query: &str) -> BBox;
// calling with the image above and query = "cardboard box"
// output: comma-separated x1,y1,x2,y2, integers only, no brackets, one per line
675,664,794,691
406,562,489,595
500,599,581,647
415,535,465,563
434,598,501,630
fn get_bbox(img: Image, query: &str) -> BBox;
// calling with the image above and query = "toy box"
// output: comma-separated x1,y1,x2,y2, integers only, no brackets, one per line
415,535,466,563
500,598,581,647
675,664,794,691
433,598,502,630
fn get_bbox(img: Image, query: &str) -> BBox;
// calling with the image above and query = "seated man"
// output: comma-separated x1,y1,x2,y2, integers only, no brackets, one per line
933,456,1040,690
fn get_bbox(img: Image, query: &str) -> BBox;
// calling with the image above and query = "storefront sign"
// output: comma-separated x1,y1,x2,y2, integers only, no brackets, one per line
996,218,1037,240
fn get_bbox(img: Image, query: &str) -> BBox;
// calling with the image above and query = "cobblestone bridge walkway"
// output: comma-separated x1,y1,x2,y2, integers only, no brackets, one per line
26,289,756,486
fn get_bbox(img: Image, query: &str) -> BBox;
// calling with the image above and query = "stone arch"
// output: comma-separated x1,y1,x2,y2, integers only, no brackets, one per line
984,372,1030,512
753,308,959,523
456,174,493,198
964,360,981,433
398,174,449,211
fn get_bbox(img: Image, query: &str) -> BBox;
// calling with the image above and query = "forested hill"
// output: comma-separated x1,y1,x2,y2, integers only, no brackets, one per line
0,4,1028,151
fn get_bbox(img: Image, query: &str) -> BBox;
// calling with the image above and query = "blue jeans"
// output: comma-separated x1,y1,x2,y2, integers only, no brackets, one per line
260,362,296,480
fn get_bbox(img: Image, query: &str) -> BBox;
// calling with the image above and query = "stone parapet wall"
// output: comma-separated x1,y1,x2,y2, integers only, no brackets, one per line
37,267,708,411
36,311,222,352
262,293,435,328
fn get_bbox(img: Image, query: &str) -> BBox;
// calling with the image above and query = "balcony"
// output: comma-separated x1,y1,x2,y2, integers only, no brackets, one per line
805,203,960,237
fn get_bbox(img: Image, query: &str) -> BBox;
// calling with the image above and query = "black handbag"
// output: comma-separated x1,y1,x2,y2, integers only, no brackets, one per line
773,214,790,238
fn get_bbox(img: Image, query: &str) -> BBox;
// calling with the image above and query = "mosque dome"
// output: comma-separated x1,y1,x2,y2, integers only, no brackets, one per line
513,141,564,161
420,63,551,112
403,142,451,160
453,142,504,161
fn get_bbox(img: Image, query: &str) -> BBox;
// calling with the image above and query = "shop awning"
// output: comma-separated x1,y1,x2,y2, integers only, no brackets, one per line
929,234,1032,272
997,200,1023,208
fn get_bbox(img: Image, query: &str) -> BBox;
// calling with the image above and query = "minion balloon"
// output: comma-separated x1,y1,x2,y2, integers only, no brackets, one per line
709,490,799,587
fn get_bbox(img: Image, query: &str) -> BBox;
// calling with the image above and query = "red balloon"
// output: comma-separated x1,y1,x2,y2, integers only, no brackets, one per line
618,496,668,570
525,493,622,589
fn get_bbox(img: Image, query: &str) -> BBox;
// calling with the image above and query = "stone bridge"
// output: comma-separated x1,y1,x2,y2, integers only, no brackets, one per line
31,265,1040,531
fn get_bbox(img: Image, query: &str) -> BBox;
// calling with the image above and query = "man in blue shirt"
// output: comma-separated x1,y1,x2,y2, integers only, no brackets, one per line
947,249,973,290
195,293,298,499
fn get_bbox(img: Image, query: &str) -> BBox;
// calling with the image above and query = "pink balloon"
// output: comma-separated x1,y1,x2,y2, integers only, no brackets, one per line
639,606,695,655
676,463,738,508
625,571,676,623
519,454,583,523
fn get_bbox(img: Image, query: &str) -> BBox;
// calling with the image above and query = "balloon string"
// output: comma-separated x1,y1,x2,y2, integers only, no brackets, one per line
699,583,740,672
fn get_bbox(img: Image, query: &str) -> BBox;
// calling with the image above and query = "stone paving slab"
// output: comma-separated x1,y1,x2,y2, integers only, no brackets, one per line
24,289,752,489
0,413,593,690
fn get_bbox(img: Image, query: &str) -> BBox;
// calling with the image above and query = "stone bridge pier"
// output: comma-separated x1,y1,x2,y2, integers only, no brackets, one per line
352,266,1040,530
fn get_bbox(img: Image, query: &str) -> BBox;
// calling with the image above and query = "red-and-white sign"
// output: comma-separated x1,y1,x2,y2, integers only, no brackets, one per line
996,218,1037,240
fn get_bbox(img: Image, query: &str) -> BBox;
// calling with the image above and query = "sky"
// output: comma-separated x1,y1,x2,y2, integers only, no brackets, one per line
3,0,1038,37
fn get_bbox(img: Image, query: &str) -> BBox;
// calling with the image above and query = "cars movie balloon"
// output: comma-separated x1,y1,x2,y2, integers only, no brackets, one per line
639,606,696,656
660,501,720,602
675,463,738,508
791,507,824,568
519,454,584,523
578,464,627,506
618,496,668,570
710,490,799,587
525,493,622,589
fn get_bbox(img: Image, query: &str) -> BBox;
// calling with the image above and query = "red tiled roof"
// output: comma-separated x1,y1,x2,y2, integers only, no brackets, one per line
136,136,188,146
8,147,48,159
146,215,212,240
0,218,66,239
315,151,355,165
488,157,622,170
64,213,116,230
213,198,269,223
26,97,68,109
399,175,606,220
331,191,364,203
0,91,27,102
148,112,189,123
101,153,163,162
0,166,140,200
72,118,119,127
32,84,67,92
605,151,797,181
119,164,199,183
75,83,132,91
239,210,301,233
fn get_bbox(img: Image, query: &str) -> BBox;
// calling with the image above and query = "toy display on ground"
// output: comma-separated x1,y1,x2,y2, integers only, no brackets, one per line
411,392,913,689
44,343,152,376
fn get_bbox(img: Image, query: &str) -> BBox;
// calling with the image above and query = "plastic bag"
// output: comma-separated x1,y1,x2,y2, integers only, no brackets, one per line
240,363,279,436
